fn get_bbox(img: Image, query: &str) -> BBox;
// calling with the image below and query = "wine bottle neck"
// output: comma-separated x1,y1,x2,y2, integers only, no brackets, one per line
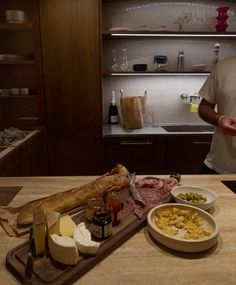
111,91,116,105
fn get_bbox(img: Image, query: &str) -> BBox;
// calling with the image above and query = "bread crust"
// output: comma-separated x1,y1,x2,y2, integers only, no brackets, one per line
17,165,129,226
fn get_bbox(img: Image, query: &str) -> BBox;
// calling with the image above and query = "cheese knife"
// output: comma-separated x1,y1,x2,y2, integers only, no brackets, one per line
23,227,34,285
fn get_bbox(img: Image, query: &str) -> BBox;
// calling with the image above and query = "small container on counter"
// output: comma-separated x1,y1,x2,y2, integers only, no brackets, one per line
153,55,168,72
91,210,113,240
106,191,122,226
133,64,147,72
86,197,104,222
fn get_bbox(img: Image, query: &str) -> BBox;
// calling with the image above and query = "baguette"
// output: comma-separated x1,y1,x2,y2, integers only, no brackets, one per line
17,164,130,226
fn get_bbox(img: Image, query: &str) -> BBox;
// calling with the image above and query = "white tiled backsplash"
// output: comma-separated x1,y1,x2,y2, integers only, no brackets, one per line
103,76,207,125
102,0,236,125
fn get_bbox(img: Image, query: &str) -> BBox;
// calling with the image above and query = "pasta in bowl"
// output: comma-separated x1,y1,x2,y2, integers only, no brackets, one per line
147,203,219,252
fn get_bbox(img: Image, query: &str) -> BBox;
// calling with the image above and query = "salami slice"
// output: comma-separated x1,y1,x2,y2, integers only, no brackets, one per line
124,176,179,219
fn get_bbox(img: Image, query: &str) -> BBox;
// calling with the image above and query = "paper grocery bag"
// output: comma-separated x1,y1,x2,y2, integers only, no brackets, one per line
120,93,146,129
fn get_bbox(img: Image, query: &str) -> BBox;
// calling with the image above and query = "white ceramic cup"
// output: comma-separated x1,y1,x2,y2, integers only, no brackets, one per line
5,10,26,23
11,88,20,95
20,88,29,95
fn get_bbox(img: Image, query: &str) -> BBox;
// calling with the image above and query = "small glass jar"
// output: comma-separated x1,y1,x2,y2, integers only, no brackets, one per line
86,197,104,222
153,55,168,72
91,210,112,240
106,191,122,226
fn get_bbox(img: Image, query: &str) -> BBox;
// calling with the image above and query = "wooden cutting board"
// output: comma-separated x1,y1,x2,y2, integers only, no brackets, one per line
5,189,149,285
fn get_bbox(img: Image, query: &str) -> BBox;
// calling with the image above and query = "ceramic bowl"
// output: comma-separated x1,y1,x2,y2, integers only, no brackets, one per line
171,185,217,210
147,203,219,252
191,64,207,72
5,10,26,23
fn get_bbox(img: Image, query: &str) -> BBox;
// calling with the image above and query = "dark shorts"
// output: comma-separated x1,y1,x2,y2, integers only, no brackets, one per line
199,163,218,174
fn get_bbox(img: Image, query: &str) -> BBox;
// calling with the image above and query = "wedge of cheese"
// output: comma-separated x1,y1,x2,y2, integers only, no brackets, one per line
73,222,100,255
59,214,76,237
45,210,60,236
33,207,46,256
48,234,79,265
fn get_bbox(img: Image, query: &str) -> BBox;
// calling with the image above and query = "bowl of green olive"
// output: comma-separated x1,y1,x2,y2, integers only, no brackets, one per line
171,185,217,210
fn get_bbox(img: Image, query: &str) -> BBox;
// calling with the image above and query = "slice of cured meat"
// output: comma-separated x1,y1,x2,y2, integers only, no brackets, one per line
163,177,178,192
124,176,179,219
137,178,164,190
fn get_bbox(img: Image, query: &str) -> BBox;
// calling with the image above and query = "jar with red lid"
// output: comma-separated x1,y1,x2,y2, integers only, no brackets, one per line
106,191,122,226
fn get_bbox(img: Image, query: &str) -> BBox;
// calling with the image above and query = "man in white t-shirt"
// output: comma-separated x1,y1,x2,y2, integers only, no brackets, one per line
198,56,236,174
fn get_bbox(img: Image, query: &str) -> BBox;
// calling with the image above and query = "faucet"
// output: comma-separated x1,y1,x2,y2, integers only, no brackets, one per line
180,92,200,103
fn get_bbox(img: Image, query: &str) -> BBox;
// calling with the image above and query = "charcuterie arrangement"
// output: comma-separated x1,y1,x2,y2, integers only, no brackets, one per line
3,164,182,284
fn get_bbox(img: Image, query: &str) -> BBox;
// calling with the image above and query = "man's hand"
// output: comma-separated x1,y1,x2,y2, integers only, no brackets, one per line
219,116,236,136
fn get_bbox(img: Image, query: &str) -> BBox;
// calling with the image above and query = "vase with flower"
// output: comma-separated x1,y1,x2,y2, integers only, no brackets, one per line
215,6,229,32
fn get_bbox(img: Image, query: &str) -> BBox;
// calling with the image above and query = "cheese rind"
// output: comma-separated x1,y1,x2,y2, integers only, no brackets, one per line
73,222,100,255
33,208,46,256
49,234,79,265
45,210,60,236
59,214,76,237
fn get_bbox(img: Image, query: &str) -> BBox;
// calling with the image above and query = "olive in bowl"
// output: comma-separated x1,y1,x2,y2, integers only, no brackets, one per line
171,185,217,210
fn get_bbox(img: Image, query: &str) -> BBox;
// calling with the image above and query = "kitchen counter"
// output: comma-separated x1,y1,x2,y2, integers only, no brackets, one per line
102,123,214,137
0,130,40,160
1,174,236,285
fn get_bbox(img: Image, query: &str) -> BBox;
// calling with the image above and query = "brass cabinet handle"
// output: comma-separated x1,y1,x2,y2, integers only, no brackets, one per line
192,142,211,145
119,141,153,145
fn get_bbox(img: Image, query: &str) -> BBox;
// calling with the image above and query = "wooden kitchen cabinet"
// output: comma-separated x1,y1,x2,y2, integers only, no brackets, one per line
47,136,101,176
19,130,47,176
0,0,44,129
0,147,21,176
103,136,166,174
0,130,47,177
103,134,212,175
39,0,102,175
39,0,101,134
165,134,212,174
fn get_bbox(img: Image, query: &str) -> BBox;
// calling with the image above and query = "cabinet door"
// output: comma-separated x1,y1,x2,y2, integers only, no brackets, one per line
47,136,102,175
166,135,212,174
39,0,101,134
103,137,166,175
19,130,47,176
0,147,21,177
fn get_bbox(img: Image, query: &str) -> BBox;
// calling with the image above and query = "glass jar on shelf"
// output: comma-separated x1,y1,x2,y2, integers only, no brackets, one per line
120,48,130,71
153,55,168,72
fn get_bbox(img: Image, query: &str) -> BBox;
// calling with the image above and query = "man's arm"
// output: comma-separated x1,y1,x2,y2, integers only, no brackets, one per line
198,98,219,126
198,98,236,136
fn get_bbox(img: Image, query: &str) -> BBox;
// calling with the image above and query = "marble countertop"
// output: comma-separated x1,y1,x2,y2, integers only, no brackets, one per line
102,123,214,137
0,130,40,160
1,174,236,284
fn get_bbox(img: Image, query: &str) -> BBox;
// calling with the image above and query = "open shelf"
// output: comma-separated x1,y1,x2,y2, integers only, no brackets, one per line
103,71,210,76
103,31,236,39
0,22,33,31
0,60,35,65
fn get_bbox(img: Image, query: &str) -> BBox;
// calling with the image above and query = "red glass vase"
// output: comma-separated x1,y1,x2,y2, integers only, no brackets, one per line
215,6,229,32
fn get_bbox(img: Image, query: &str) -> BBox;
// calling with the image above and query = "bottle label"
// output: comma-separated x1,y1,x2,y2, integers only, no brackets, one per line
110,115,119,123
91,224,103,239
103,223,113,238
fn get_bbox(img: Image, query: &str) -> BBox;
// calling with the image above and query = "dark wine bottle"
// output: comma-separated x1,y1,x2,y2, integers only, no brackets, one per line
108,91,119,124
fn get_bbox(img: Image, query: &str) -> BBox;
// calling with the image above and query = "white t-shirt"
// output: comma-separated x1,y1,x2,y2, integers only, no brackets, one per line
199,56,236,173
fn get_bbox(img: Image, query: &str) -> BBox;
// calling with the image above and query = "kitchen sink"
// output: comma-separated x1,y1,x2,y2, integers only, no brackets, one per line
221,181,236,194
161,125,215,133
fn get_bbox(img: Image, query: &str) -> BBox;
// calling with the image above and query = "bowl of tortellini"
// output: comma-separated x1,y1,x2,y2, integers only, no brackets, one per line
147,203,219,252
